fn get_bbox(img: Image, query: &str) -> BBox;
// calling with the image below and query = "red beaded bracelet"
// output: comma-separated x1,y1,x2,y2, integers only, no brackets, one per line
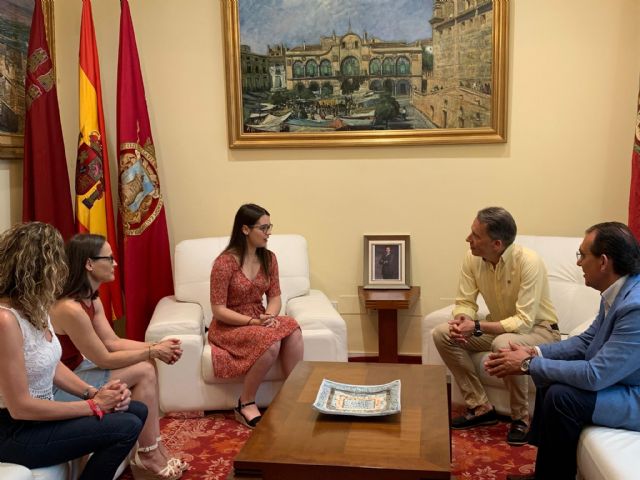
86,399,104,420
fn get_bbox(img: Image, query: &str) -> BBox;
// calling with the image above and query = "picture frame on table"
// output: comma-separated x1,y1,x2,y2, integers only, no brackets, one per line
221,0,508,149
0,0,55,160
363,235,411,290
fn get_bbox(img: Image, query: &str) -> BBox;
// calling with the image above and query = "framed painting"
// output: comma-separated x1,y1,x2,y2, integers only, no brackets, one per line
363,235,411,289
0,0,55,159
221,0,508,149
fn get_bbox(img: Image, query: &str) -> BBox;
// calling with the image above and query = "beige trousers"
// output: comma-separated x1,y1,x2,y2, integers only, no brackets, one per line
432,321,560,421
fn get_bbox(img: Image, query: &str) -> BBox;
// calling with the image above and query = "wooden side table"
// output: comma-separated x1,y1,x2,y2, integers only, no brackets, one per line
358,286,421,363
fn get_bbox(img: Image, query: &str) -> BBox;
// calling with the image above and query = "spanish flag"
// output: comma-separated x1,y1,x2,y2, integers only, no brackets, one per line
117,0,173,340
76,0,123,320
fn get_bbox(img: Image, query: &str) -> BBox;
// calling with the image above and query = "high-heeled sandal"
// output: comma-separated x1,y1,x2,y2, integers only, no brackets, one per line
156,435,189,472
234,398,262,429
129,442,183,480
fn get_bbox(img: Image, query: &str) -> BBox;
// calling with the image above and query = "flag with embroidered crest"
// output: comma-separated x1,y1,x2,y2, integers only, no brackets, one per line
117,0,173,340
22,0,74,239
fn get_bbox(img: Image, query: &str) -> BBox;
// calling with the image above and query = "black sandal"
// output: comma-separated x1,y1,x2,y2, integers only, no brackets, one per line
234,398,262,428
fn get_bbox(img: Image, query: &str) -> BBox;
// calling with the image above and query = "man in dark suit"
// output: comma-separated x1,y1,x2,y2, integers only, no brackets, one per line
379,246,398,279
485,222,640,480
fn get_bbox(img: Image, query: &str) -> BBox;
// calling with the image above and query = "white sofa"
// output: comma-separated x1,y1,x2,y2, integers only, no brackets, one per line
145,234,348,412
0,463,70,480
0,457,126,480
421,234,640,479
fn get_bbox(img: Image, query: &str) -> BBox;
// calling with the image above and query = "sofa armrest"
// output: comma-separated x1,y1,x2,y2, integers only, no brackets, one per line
568,315,597,338
145,296,204,343
154,334,206,413
0,464,32,480
422,305,454,329
286,290,343,330
421,301,489,365
285,289,348,361
421,304,454,365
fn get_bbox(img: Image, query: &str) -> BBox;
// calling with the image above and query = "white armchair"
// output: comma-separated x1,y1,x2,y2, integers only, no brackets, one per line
421,235,601,414
0,457,126,480
145,234,348,412
0,463,69,480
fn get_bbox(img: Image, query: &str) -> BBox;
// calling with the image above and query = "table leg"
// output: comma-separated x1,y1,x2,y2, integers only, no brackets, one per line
378,309,398,363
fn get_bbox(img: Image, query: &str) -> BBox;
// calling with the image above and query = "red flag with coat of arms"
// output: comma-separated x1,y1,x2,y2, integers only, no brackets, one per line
117,0,174,340
75,0,123,321
22,0,74,239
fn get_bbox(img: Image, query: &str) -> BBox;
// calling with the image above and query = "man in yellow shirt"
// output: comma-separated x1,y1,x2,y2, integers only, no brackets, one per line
432,207,560,445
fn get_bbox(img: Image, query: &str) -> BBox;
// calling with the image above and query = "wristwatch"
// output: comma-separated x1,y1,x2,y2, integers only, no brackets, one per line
82,387,96,400
472,320,483,337
520,356,533,374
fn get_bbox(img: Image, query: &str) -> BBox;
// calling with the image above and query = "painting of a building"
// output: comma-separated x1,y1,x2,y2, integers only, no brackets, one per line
413,0,493,128
0,0,32,136
235,0,497,134
240,45,270,92
267,44,286,91
284,28,422,97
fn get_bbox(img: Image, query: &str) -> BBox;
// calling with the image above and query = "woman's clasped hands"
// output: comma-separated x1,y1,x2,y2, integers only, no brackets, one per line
93,379,132,413
149,338,183,365
258,313,279,328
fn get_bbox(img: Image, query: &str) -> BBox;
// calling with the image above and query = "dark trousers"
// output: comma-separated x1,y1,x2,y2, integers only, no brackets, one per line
0,400,147,480
528,384,596,480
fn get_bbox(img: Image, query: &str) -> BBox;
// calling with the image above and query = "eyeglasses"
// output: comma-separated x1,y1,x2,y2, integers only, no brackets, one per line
575,250,586,261
251,223,273,233
91,255,115,263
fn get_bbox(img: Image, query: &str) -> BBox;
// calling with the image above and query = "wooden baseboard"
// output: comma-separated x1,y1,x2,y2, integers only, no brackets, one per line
348,355,422,364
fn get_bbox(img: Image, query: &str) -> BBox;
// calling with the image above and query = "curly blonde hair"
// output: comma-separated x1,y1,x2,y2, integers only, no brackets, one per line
0,222,68,330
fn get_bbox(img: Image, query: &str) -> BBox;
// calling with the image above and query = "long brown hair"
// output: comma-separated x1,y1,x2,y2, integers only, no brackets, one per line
61,233,106,300
224,203,271,275
0,222,68,329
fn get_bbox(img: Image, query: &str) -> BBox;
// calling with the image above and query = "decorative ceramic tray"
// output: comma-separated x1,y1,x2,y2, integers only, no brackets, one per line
312,379,401,416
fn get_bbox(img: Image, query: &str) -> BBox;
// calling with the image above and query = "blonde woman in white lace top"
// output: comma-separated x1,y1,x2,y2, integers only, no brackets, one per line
0,222,146,480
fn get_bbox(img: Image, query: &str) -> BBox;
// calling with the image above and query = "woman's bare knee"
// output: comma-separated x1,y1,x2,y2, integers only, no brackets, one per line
267,341,281,358
113,360,157,388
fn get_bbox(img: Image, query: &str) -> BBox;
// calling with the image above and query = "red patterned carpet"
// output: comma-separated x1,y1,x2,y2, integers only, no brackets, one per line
120,409,536,480
452,419,537,479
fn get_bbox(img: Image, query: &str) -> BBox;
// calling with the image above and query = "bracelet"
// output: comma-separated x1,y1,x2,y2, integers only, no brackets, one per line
148,342,159,360
86,399,104,420
246,317,253,325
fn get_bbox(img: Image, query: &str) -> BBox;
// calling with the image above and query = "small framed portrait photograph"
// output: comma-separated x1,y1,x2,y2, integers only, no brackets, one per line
363,235,411,290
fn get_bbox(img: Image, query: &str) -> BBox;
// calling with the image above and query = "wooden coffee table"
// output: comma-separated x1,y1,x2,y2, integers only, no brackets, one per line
233,361,450,480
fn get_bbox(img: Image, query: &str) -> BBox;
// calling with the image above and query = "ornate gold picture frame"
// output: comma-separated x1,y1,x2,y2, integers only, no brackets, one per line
221,0,508,149
0,0,55,160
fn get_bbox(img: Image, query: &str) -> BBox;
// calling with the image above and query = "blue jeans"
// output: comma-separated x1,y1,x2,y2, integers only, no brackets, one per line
53,358,111,402
0,400,147,480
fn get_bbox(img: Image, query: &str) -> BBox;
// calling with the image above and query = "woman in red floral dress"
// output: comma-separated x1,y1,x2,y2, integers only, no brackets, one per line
207,204,303,428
